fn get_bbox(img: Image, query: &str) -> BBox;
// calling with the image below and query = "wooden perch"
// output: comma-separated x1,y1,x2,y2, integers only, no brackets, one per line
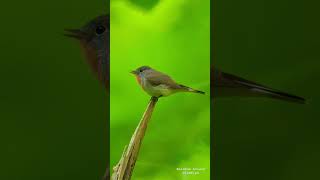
111,96,159,180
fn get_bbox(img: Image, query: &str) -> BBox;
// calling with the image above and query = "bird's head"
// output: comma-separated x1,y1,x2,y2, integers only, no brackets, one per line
64,15,109,52
131,66,153,77
65,15,110,88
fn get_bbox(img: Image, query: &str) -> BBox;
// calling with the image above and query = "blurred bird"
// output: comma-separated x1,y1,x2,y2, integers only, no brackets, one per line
212,67,305,104
64,15,110,89
131,66,205,97
65,15,110,180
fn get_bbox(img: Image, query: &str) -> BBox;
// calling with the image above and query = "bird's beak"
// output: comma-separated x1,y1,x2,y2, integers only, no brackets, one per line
64,28,87,40
130,70,138,75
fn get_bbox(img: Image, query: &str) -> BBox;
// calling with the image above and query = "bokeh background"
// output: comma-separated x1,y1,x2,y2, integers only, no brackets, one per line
110,0,210,179
213,0,320,180
0,1,109,180
1,0,320,180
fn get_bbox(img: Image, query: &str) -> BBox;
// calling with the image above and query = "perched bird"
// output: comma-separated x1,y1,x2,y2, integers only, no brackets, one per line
131,66,205,97
212,67,305,104
64,15,110,89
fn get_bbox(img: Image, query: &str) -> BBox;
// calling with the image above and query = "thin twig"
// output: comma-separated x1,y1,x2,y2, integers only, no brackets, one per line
111,96,159,180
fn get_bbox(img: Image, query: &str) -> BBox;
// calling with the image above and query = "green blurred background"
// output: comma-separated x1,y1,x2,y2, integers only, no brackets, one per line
213,0,320,180
1,0,320,180
0,1,109,180
110,0,210,179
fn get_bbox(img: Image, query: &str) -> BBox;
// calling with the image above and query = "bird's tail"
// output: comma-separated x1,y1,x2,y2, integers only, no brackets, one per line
179,84,205,94
246,85,306,104
215,71,306,104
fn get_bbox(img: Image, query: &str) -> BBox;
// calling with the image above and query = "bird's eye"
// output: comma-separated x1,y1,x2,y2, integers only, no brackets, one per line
139,69,143,72
95,25,106,35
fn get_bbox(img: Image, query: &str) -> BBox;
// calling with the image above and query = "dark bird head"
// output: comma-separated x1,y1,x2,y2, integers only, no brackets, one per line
131,66,152,76
65,15,109,49
65,15,110,88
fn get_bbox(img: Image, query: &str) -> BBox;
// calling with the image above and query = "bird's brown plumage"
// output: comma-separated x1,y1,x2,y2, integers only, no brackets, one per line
144,70,182,89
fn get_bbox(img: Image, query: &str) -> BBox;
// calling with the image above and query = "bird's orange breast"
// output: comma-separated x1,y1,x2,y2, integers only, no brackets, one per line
135,75,142,85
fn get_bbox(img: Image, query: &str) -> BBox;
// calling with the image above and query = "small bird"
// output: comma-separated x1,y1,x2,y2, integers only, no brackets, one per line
212,67,305,104
131,66,205,97
64,15,110,89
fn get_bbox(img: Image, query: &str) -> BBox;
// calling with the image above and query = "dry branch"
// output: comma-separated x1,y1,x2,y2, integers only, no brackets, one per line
111,96,159,180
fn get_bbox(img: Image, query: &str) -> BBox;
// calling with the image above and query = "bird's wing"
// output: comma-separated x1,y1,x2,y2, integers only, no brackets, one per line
146,71,181,89
212,68,305,104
